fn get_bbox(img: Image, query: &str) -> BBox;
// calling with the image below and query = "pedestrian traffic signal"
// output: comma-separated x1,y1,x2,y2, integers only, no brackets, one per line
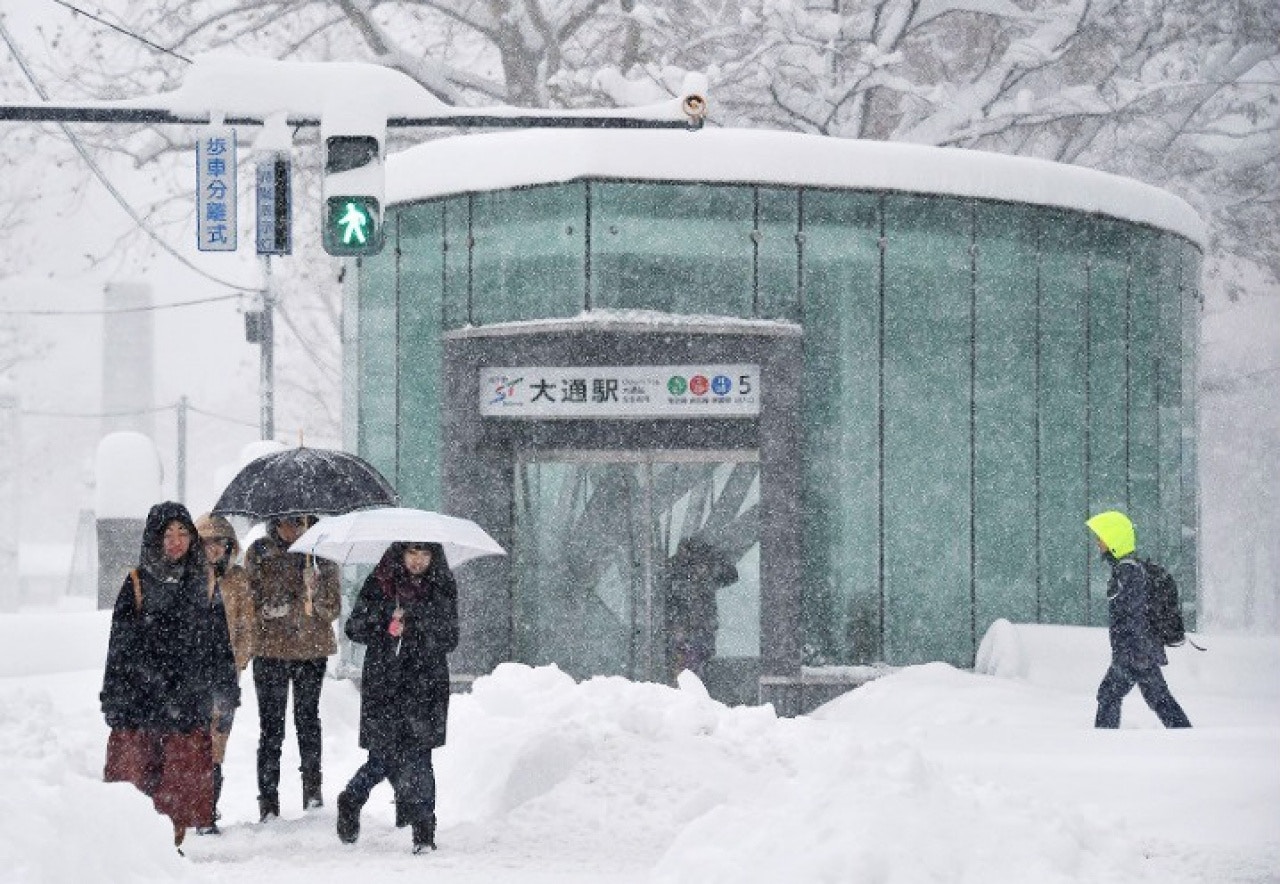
323,195,383,256
320,130,386,257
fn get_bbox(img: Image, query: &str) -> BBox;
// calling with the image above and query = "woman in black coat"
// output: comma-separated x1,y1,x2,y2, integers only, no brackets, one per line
100,501,240,848
336,541,458,853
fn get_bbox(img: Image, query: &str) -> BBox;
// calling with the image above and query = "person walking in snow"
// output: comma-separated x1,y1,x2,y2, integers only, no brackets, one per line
194,513,255,833
336,541,459,854
1086,510,1192,729
245,514,342,821
101,501,240,850
664,537,739,683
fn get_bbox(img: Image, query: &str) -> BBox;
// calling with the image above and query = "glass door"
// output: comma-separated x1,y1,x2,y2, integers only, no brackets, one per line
514,450,760,697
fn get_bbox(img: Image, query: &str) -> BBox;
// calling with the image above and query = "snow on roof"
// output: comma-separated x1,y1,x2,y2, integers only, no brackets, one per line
387,128,1205,246
93,432,162,519
444,308,803,339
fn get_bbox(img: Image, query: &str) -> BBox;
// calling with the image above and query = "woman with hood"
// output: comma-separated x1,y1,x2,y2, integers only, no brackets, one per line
101,501,240,849
336,541,458,854
194,513,255,832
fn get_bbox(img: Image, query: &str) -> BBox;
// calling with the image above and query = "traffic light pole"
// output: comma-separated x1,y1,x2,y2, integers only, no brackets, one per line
259,255,275,442
176,394,188,502
0,66,708,447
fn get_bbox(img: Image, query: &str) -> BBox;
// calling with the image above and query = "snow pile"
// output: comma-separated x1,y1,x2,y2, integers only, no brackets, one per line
657,704,1141,883
0,609,1277,883
0,610,109,677
976,618,1280,699
0,677,192,883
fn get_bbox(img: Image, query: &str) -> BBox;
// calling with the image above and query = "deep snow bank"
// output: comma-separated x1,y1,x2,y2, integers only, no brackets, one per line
975,618,1280,698
0,610,110,677
2,611,1277,883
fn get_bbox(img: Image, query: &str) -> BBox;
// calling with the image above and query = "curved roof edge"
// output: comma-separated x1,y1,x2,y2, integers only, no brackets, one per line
387,128,1206,247
444,309,804,340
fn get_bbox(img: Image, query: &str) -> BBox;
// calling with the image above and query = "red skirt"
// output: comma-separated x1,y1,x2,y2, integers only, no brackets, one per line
104,729,214,830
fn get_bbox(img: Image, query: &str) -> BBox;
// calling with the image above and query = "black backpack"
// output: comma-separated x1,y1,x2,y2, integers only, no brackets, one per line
1137,558,1198,649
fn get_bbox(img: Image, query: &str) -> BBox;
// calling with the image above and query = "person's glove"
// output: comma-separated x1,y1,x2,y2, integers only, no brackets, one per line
261,602,291,620
213,708,235,733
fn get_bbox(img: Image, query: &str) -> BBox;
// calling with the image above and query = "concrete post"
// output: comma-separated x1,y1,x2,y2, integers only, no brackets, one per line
0,379,19,612
95,432,161,610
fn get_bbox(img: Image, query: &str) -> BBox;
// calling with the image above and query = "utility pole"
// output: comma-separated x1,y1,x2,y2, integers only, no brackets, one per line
176,395,189,503
260,257,275,441
0,57,707,449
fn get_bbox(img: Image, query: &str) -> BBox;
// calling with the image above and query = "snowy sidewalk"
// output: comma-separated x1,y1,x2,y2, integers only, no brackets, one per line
1,611,1277,883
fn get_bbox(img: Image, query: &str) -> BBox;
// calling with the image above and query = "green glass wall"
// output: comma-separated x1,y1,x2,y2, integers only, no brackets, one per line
398,207,446,509
351,179,1201,669
355,237,397,487
881,196,972,664
799,191,882,663
973,203,1039,637
590,182,754,315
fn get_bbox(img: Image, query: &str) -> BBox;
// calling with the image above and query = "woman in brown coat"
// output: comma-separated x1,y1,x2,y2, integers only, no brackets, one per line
194,513,255,832
245,515,341,820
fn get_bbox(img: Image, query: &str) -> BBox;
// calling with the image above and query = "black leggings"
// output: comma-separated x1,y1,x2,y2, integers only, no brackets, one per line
253,657,327,796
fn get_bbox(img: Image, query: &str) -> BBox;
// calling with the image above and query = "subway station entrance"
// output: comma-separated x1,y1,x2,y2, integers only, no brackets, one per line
513,450,761,698
439,318,803,708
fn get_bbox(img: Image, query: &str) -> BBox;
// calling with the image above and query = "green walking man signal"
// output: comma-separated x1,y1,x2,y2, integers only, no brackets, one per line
323,195,383,256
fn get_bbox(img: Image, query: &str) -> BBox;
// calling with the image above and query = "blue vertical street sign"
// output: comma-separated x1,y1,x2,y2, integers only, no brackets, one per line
196,127,237,252
256,155,292,255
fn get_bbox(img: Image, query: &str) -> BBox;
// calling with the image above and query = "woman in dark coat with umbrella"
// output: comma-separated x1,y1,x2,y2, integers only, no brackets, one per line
336,541,458,854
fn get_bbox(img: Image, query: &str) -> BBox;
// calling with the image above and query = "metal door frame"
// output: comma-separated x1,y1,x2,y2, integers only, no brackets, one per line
514,448,759,683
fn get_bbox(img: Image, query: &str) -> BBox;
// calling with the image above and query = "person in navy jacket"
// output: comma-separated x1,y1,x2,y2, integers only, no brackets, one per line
1086,510,1191,729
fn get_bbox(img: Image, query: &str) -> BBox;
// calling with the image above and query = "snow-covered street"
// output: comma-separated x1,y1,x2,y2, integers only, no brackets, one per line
1,605,1276,883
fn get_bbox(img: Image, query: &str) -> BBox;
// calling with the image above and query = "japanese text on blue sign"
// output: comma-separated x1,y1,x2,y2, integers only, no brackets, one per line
196,127,237,252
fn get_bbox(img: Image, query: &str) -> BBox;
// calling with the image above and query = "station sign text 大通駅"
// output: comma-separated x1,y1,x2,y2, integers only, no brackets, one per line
479,365,760,419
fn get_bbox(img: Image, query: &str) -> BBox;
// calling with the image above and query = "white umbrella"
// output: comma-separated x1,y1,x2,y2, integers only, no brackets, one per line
288,507,506,567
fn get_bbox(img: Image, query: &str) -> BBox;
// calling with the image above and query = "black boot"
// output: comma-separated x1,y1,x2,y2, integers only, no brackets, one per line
212,763,223,820
258,793,279,822
302,766,324,810
411,813,437,854
336,791,362,844
197,765,223,835
257,751,280,819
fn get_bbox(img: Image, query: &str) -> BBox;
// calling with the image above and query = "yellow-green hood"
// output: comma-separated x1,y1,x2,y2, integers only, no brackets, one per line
1086,510,1136,558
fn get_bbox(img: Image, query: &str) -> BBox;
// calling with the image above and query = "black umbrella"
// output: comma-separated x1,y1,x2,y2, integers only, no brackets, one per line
211,446,398,521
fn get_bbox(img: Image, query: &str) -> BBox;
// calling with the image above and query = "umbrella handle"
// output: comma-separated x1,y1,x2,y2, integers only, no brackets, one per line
304,553,316,616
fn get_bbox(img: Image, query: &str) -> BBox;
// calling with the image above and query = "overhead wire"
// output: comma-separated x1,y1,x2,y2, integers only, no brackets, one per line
22,399,258,428
45,0,192,64
0,292,244,315
0,14,262,298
